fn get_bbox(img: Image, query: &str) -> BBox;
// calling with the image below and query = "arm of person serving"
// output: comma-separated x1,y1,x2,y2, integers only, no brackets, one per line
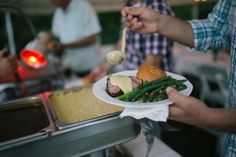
53,34,98,53
121,7,194,48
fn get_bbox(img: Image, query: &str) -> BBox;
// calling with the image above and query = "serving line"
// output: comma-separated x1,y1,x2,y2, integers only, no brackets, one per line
0,86,141,157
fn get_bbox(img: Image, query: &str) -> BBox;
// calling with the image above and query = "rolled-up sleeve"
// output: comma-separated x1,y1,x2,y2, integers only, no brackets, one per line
189,0,231,51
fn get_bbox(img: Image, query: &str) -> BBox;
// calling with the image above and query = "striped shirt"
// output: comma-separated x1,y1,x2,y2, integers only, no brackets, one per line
189,0,236,156
124,0,174,71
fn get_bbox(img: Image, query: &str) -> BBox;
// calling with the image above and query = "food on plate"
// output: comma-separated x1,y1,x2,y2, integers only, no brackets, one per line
136,64,166,82
118,76,187,103
106,75,142,97
105,65,187,103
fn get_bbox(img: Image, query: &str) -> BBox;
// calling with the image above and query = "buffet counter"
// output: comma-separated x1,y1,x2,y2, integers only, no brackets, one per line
0,86,141,157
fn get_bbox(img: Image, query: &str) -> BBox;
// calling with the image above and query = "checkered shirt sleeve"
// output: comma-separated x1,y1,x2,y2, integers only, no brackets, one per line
189,0,231,51
190,0,236,157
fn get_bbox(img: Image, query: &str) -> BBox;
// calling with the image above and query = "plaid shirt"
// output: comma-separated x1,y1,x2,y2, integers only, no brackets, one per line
124,0,174,71
189,0,236,156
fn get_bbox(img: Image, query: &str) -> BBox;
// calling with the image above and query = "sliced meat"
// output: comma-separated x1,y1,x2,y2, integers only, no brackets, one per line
130,76,143,89
106,76,143,97
106,77,124,97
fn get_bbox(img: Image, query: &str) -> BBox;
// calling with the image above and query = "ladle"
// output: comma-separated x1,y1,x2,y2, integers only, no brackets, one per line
106,27,127,65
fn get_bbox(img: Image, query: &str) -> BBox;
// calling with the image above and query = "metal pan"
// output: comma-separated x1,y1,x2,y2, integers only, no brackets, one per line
38,86,141,156
0,87,141,157
0,96,53,151
43,85,124,130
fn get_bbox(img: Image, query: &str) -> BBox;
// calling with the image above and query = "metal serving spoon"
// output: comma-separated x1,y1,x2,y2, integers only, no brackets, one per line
106,27,127,65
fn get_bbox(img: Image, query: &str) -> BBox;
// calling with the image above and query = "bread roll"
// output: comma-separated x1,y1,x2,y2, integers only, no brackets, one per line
136,64,166,82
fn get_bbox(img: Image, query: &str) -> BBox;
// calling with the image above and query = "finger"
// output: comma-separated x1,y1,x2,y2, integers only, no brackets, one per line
121,8,127,17
124,7,143,17
130,20,143,31
125,19,133,28
129,17,138,27
168,104,183,118
136,21,143,29
127,14,134,21
126,20,133,28
166,87,187,105
125,14,137,27
129,18,138,29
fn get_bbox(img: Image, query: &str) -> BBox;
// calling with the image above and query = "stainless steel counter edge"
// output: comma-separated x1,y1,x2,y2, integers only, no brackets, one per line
0,117,141,157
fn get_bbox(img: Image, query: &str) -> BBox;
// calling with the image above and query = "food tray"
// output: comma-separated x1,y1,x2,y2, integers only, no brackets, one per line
44,86,124,130
0,96,53,151
0,86,141,156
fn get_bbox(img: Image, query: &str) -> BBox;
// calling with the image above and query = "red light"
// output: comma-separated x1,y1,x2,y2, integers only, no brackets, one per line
29,56,37,63
20,49,47,68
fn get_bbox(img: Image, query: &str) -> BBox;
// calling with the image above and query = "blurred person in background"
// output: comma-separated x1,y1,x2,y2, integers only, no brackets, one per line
49,0,102,77
0,48,17,79
89,0,174,81
122,0,236,156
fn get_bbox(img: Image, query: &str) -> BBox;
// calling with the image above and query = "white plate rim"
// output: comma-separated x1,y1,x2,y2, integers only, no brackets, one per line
93,70,193,108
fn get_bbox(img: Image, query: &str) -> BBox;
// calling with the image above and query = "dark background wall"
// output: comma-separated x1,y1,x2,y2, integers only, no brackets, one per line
30,2,216,44
0,2,216,56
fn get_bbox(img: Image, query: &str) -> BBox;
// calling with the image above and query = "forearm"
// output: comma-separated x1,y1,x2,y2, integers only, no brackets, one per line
203,108,236,133
101,60,113,71
64,34,98,48
159,14,194,48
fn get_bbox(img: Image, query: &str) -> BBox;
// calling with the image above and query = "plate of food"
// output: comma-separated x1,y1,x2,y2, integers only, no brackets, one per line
93,64,193,108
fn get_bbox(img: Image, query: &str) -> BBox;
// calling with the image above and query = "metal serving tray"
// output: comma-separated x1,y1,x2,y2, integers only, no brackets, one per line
0,86,141,157
0,96,53,151
44,86,125,130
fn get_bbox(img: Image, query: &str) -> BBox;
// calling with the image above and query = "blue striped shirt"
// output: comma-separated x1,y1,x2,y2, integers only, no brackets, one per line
189,0,236,156
124,0,174,71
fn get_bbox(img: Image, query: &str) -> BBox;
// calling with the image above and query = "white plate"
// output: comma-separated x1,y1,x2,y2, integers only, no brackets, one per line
93,70,193,108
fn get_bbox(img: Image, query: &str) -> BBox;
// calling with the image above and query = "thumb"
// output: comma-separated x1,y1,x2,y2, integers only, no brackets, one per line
166,87,186,104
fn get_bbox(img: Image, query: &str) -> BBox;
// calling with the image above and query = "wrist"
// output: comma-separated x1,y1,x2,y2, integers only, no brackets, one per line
158,14,168,35
197,106,214,129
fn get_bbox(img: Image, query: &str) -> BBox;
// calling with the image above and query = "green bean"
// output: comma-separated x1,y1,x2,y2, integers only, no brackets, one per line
146,87,166,102
138,76,171,89
131,80,179,102
117,76,187,103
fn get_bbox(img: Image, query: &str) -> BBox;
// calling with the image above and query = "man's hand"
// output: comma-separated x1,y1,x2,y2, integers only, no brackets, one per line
0,49,17,77
166,87,210,127
167,87,236,133
121,7,161,34
121,7,194,47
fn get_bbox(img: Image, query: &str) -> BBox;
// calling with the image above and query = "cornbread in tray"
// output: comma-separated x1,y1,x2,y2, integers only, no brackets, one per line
49,87,124,124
